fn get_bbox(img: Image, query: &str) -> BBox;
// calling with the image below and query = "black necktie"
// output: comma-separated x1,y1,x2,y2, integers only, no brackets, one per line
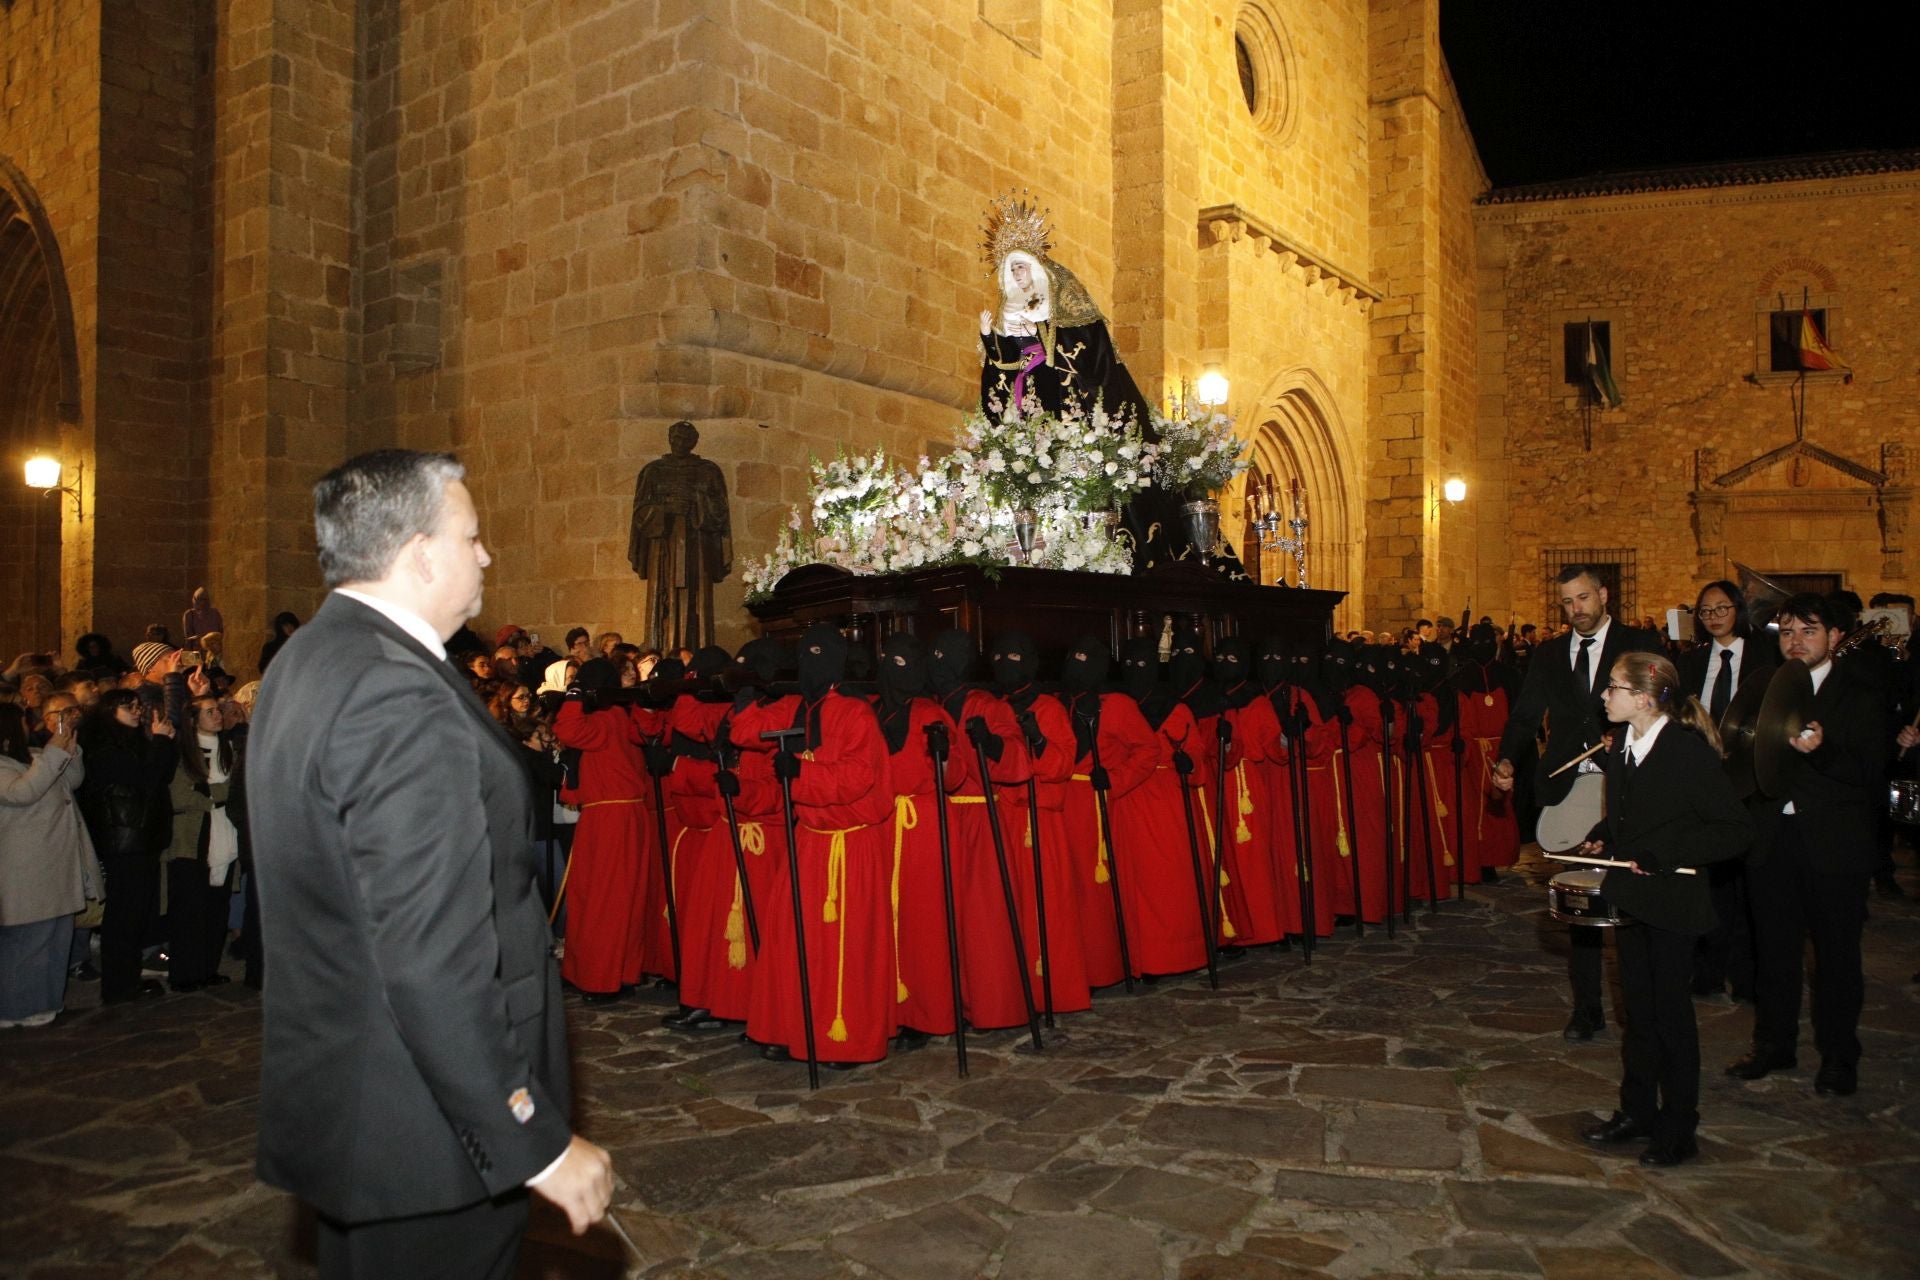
1575,637,1595,697
1709,649,1734,722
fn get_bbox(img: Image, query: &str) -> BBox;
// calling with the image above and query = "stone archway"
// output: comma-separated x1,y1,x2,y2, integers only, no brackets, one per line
0,157,83,657
1231,368,1357,630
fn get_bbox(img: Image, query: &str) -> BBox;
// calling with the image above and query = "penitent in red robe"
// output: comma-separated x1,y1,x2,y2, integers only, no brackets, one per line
1456,686,1520,872
877,699,967,1036
663,696,741,1019
1404,693,1460,902
703,693,799,1022
1216,688,1288,946
1105,698,1216,977
738,691,896,1064
1060,691,1161,986
1336,688,1396,925
1273,688,1340,938
554,700,658,993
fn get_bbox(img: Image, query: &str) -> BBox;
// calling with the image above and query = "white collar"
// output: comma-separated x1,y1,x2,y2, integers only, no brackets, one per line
1713,635,1743,657
334,588,447,660
1807,658,1832,693
1623,714,1669,764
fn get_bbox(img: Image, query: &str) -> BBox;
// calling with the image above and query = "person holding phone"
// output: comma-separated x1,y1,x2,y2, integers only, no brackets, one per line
1577,652,1751,1167
77,690,179,1003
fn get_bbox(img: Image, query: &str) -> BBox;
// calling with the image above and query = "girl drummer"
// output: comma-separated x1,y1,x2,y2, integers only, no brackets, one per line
1577,652,1753,1168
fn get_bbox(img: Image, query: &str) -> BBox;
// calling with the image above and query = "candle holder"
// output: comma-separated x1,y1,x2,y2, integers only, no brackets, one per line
1248,478,1310,588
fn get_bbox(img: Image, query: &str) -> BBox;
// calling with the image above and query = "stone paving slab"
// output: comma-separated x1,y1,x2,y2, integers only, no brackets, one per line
2,849,1916,1278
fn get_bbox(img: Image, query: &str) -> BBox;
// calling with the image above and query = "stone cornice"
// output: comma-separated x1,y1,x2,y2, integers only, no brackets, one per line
1198,205,1381,304
1472,169,1920,224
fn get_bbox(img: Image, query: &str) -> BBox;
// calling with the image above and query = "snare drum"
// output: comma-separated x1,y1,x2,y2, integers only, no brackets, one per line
1547,868,1633,928
1892,780,1920,826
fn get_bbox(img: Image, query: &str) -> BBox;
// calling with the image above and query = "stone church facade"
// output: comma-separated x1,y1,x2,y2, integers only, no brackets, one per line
0,0,1908,668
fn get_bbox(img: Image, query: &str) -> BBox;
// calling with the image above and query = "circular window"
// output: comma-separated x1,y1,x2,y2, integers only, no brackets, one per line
1234,3,1297,144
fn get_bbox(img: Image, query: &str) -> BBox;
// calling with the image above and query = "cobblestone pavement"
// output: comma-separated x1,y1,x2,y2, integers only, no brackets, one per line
4,850,1916,1280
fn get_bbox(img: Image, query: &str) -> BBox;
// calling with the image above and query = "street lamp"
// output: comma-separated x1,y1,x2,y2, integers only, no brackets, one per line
1195,369,1230,407
24,455,83,522
1443,475,1466,504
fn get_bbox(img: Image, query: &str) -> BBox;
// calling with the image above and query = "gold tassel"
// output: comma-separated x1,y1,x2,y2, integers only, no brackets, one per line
828,1015,849,1042
725,878,747,971
892,795,916,1005
1094,797,1112,883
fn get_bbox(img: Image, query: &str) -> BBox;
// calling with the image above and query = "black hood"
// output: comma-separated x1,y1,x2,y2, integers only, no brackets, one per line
927,628,976,697
734,638,784,686
691,645,730,681
1462,623,1500,666
796,624,847,699
1060,635,1111,693
1120,636,1176,728
989,630,1038,694
1414,641,1451,693
1211,637,1248,685
877,634,926,753
1255,637,1289,689
573,656,619,693
1321,638,1354,692
1167,630,1206,693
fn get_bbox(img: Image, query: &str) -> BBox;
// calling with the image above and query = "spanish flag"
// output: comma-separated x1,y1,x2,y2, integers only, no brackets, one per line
1797,309,1847,372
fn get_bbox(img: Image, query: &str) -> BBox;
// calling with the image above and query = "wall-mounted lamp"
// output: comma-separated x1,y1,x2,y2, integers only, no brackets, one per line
24,456,83,522
1194,369,1230,407
1430,475,1466,517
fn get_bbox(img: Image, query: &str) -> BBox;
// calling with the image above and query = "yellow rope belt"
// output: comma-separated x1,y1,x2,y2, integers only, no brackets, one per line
1071,774,1112,884
890,796,918,1004
949,794,986,805
1383,755,1408,863
579,797,646,808
1474,736,1502,842
1234,760,1255,844
1194,787,1236,940
725,821,766,971
801,822,875,1043
1310,752,1352,857
665,823,710,921
1423,753,1455,867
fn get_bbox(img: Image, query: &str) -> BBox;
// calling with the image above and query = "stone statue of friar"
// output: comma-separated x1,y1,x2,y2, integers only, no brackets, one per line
628,420,731,650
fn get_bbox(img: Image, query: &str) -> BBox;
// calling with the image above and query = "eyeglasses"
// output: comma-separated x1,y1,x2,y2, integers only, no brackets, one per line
1602,682,1636,694
1696,605,1736,619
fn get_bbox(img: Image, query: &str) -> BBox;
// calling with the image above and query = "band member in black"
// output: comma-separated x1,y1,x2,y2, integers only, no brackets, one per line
1577,652,1751,1168
1493,564,1661,1040
1728,594,1891,1097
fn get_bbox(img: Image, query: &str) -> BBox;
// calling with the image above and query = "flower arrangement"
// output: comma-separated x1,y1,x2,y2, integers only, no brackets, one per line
808,447,894,535
1151,405,1250,500
958,395,1156,514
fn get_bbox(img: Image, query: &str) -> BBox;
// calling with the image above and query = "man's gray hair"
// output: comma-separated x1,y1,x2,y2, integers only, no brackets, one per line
313,450,466,587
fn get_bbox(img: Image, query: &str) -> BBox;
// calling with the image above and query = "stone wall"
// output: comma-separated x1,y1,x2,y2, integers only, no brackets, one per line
1475,174,1919,627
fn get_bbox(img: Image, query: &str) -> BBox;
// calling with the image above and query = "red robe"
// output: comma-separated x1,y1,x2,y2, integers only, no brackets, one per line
665,697,743,1019
1141,702,1233,955
1217,688,1288,946
1060,691,1161,985
1276,688,1340,938
554,700,658,993
877,699,967,1036
1337,688,1395,924
738,691,895,1064
1405,694,1460,901
938,686,1040,1033
991,689,1093,1020
1457,686,1520,871
1115,700,1218,976
712,694,799,1021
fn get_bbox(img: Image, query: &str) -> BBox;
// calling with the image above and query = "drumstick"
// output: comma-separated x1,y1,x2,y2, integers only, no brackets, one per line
1547,741,1607,778
1545,851,1697,876
1900,706,1920,761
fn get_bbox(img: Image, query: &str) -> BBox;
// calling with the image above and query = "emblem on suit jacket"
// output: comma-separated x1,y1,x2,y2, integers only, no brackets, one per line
509,1087,535,1124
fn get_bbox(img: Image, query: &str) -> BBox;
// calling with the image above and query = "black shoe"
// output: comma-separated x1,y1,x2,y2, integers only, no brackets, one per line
102,979,165,1005
664,1008,724,1031
821,1061,860,1072
1480,868,1501,884
1725,1047,1796,1080
67,961,100,982
893,1028,932,1052
579,989,625,1005
1813,1060,1857,1097
1582,1112,1650,1145
760,1044,792,1062
1563,1008,1605,1041
1638,1135,1698,1168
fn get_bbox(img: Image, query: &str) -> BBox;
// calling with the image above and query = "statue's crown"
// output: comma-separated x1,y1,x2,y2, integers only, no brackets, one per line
981,192,1052,271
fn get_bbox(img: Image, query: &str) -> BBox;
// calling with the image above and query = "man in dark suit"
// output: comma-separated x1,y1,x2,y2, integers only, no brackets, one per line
1726,593,1891,1097
1493,564,1662,1040
1676,579,1780,1000
249,451,612,1279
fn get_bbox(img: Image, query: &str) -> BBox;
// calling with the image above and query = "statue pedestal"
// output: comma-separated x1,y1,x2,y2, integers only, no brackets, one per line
748,561,1343,674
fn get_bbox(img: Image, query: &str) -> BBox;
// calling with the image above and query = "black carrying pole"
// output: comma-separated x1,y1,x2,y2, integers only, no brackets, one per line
1174,748,1221,989
1282,700,1313,963
970,727,1045,1052
923,721,968,1079
1213,715,1233,946
1452,733,1468,900
760,727,820,1090
1406,704,1441,917
714,738,761,955
1023,776,1056,1028
1379,698,1398,938
1087,731,1136,994
646,751,684,982
1336,713,1364,938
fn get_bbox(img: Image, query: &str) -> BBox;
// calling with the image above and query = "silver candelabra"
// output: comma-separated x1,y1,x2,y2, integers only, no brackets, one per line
1248,478,1310,588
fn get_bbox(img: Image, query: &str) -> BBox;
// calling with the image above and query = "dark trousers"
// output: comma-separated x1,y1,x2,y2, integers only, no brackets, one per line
240,862,264,986
317,1192,528,1280
1616,923,1699,1142
99,854,160,1000
1570,925,1605,1017
167,860,233,986
1748,816,1870,1065
1692,860,1754,997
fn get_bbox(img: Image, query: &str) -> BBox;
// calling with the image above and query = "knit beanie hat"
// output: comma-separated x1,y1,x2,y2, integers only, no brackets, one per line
132,642,177,674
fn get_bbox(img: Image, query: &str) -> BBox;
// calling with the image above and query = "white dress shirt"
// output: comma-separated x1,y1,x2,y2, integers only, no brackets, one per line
1698,636,1744,705
1622,714,1669,766
334,588,447,660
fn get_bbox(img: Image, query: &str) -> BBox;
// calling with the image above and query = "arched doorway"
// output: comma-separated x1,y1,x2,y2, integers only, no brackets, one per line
0,157,82,660
1232,370,1356,630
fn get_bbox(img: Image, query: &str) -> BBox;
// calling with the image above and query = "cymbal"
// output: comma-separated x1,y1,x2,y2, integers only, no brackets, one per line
1718,671,1769,800
1754,659,1815,799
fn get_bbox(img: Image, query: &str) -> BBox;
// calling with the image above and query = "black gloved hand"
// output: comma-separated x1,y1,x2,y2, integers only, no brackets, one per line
965,715,1003,761
1335,703,1355,726
733,687,756,711
672,730,713,762
715,768,741,798
774,751,803,782
1172,748,1195,777
1017,710,1046,757
643,743,675,777
1088,764,1112,792
923,720,950,759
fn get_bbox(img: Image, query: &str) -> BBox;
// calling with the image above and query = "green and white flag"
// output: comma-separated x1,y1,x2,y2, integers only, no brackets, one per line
1585,320,1622,409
